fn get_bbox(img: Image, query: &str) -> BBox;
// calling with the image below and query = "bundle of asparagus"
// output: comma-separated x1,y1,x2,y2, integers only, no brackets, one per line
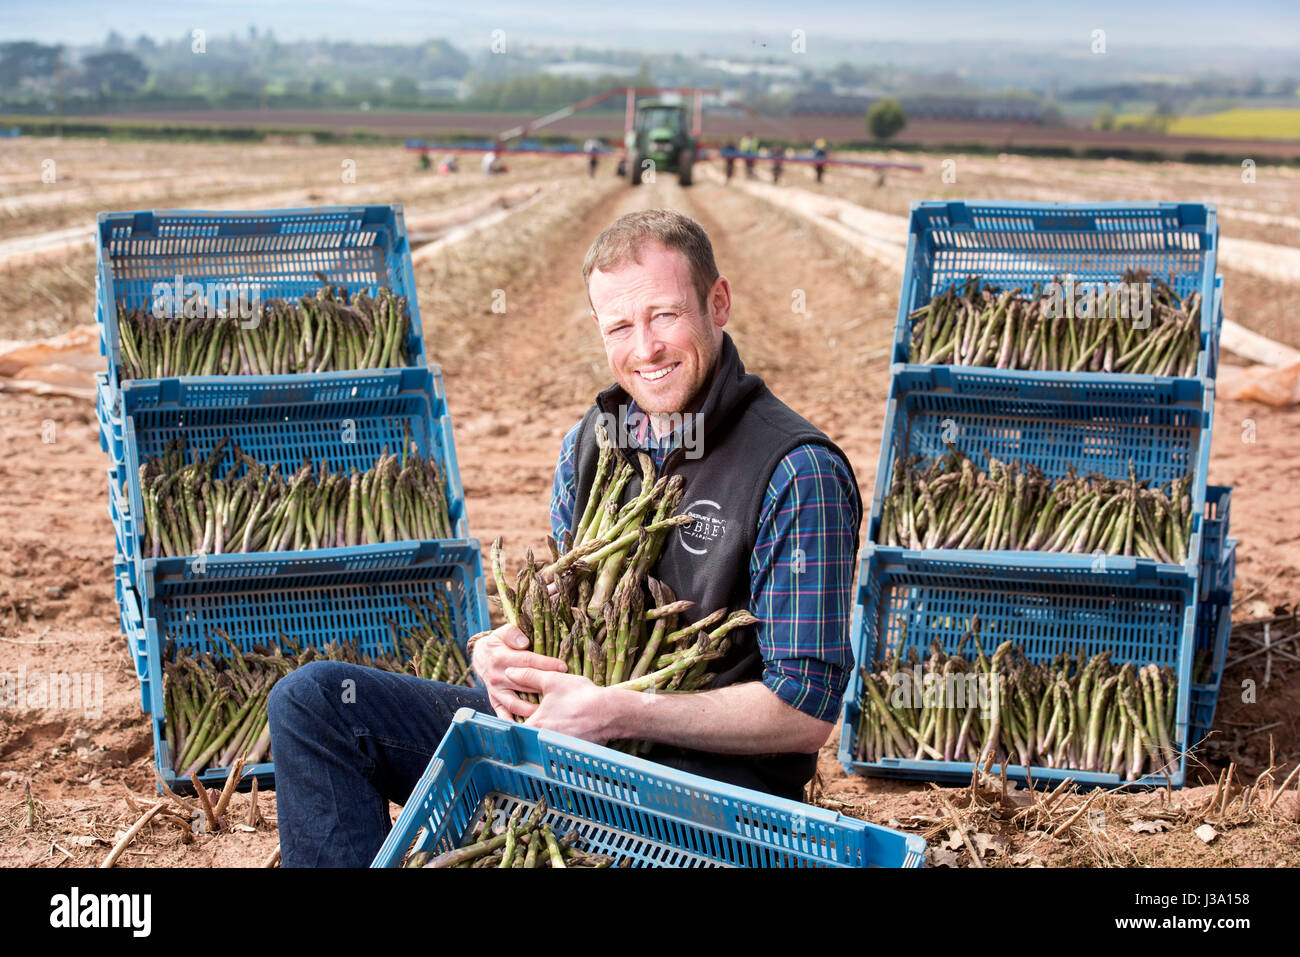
117,285,412,379
490,424,757,727
906,272,1201,376
135,433,452,558
403,797,630,868
880,450,1193,561
164,597,470,777
853,621,1180,780
391,596,476,687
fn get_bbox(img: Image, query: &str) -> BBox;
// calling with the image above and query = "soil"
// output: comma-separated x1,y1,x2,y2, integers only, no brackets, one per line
0,138,1296,868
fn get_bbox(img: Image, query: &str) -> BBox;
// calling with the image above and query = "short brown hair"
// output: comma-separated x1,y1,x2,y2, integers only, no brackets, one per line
582,209,719,311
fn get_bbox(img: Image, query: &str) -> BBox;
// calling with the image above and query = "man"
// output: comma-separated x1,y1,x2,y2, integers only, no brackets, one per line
722,140,737,183
583,138,601,178
739,132,757,179
482,140,508,175
813,138,828,184
267,209,861,867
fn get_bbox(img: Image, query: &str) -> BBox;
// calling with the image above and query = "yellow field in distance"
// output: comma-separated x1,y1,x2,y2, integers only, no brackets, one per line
1116,108,1300,141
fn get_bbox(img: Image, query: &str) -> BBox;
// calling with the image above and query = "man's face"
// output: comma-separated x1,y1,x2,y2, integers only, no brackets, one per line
588,240,729,415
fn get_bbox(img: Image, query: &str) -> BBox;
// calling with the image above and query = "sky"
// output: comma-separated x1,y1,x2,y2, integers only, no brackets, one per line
3,0,1298,50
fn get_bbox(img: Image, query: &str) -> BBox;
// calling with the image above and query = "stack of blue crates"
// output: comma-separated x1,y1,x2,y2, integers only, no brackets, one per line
93,205,490,790
839,201,1235,789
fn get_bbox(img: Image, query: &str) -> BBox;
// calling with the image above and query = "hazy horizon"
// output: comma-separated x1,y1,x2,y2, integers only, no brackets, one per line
4,0,1298,51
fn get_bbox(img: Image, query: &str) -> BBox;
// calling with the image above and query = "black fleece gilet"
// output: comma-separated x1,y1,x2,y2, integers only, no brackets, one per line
569,331,862,799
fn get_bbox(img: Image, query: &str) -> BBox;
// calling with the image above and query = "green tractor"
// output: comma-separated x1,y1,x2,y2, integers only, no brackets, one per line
626,101,696,187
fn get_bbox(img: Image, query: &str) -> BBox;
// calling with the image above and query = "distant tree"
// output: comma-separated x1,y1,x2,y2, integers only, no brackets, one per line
0,41,63,87
419,39,470,78
1095,105,1116,131
219,71,267,99
830,61,870,87
389,76,419,101
1147,100,1177,133
150,68,202,96
866,98,906,140
80,51,147,96
345,75,379,99
497,75,536,110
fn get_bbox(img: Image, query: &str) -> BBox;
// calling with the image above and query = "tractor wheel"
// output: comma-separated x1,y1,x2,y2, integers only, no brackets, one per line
630,153,644,186
677,149,694,186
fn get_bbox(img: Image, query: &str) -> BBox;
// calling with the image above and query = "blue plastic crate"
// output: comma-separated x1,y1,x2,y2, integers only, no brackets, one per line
109,475,149,710
1210,536,1237,604
374,710,925,868
1208,274,1223,382
891,273,1221,400
1188,602,1231,747
95,204,427,393
118,366,468,586
140,540,490,791
113,547,140,639
1189,540,1235,746
96,372,123,461
867,371,1214,588
107,464,138,574
1201,486,1231,585
838,545,1196,789
116,562,150,713
891,201,1219,402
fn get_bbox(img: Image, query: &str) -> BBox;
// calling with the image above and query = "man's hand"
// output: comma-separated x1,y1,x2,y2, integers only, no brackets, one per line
470,623,567,722
509,667,624,745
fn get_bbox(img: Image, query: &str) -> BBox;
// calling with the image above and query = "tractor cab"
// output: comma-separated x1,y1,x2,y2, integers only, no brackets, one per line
627,100,695,186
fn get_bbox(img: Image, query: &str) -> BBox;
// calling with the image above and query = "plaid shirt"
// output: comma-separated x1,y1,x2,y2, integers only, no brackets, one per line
549,400,859,723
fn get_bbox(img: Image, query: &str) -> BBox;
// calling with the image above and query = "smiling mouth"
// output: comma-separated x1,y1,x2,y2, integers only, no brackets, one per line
636,362,679,383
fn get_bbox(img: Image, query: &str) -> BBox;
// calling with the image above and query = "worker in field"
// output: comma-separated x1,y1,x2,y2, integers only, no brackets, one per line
267,208,862,866
771,146,785,184
739,131,757,179
813,138,828,183
483,140,508,175
722,140,737,183
584,138,601,178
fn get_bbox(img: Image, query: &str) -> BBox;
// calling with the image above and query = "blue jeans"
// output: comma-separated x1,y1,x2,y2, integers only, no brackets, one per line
268,661,798,867
267,661,493,867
